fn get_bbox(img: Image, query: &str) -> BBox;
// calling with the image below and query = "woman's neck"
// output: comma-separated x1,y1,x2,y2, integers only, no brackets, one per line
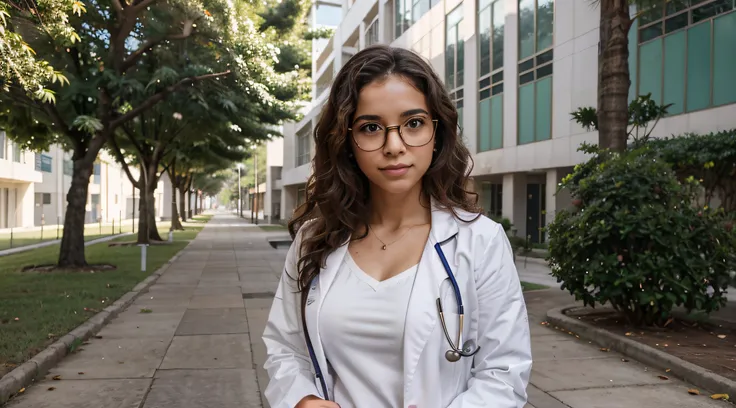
368,183,431,230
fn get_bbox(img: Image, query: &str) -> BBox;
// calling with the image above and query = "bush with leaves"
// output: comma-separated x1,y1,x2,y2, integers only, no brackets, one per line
547,144,736,327
646,130,736,213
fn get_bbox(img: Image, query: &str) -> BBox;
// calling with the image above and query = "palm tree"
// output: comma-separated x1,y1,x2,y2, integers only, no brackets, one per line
596,0,660,152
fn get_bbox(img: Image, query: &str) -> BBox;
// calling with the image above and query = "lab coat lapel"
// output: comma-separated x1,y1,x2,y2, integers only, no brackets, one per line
403,201,458,389
305,241,349,389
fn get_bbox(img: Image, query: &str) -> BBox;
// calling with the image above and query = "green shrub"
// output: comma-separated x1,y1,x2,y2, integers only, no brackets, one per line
491,216,512,233
547,145,736,327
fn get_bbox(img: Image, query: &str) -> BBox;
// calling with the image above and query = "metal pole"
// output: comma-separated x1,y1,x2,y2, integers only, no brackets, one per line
237,166,242,218
254,148,259,225
139,244,148,272
132,184,136,233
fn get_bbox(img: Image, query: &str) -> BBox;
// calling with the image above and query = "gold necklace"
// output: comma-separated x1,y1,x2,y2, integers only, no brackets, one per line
368,223,426,250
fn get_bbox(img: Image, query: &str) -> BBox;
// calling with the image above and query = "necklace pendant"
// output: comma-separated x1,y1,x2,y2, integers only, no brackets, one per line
381,244,387,250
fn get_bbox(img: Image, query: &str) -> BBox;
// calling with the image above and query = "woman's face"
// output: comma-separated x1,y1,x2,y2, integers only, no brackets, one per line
350,75,436,196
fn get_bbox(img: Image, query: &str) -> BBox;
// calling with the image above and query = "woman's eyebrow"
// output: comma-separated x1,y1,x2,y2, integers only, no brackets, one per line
353,109,430,124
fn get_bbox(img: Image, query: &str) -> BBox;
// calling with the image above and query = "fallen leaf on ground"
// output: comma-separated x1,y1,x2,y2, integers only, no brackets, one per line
625,332,633,336
18,388,25,393
717,334,726,339
666,368,671,372
94,335,103,339
52,375,61,380
77,372,84,375
47,387,56,391
621,358,629,362
140,308,153,314
658,375,669,380
600,348,610,352
13,318,19,321
688,389,700,395
710,394,729,401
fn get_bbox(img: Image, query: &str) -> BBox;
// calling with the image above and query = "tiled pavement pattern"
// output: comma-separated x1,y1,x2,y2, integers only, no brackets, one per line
7,213,731,408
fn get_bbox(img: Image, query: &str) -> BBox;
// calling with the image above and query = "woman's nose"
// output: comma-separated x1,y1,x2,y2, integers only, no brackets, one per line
383,127,405,155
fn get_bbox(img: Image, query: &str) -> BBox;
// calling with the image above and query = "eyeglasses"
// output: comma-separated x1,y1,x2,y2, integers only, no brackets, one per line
348,118,439,152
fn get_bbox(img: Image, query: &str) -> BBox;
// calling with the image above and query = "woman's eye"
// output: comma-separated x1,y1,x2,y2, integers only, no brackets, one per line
407,118,425,128
361,124,381,133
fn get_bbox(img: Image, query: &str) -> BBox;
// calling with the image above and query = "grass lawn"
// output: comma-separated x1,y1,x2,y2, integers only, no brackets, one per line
0,221,141,251
0,220,207,376
259,225,287,232
521,281,549,291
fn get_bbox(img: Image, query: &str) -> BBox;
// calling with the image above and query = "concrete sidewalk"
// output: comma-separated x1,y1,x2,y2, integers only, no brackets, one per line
7,214,731,408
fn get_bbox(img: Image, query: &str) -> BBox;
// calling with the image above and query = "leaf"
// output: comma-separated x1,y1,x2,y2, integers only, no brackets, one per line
717,334,726,339
600,348,610,352
140,308,153,314
658,375,669,380
72,115,103,134
710,394,729,401
52,375,61,380
18,388,25,393
47,387,56,391
688,389,700,395
33,89,56,104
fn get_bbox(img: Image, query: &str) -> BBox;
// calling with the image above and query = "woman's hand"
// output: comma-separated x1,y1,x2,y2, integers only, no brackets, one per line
295,395,340,408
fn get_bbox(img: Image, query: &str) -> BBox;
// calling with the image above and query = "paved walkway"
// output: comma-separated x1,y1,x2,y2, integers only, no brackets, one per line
7,214,731,408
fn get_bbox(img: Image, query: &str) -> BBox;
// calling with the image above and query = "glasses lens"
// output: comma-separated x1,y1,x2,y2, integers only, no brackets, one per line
400,118,435,147
352,119,436,151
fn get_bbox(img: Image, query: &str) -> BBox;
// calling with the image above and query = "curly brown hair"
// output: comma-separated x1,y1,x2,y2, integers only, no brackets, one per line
287,44,480,295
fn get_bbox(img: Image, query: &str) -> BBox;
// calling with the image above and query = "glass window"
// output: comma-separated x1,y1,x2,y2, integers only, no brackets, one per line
663,31,687,115
519,0,535,59
713,11,736,106
492,0,505,70
479,8,491,76
536,0,554,51
12,143,21,162
633,2,736,114
0,131,5,160
316,4,342,27
296,125,311,167
93,162,101,184
446,4,464,92
518,83,535,144
396,0,433,38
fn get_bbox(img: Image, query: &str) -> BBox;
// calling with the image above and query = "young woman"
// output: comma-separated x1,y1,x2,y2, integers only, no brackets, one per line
263,45,532,408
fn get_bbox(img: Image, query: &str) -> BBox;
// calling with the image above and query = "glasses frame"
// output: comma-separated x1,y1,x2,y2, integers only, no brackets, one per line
348,119,439,152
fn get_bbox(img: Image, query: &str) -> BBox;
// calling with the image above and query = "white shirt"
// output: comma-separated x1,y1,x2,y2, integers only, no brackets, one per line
319,252,418,408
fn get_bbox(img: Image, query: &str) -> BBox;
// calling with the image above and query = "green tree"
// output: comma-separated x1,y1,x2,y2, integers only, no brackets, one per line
2,0,309,264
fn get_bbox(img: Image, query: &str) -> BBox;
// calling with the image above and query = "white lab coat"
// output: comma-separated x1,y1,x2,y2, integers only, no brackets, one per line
262,202,532,408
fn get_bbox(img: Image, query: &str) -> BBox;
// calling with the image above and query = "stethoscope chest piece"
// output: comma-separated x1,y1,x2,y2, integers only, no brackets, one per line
445,349,461,362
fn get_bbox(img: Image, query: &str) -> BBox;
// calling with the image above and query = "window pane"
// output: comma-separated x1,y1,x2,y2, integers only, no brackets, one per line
457,36,465,86
686,21,712,111
713,11,736,106
665,13,689,33
316,4,342,26
480,88,491,100
519,0,535,59
536,63,553,78
519,58,534,73
446,27,456,87
492,83,504,95
396,0,404,36
492,71,504,84
492,0,505,70
491,94,504,149
447,4,464,26
663,31,686,115
479,98,492,151
666,0,689,15
481,182,492,215
536,0,554,52
536,49,553,65
520,71,535,84
640,5,663,25
518,83,535,144
457,106,464,132
640,24,663,42
629,18,639,103
639,39,663,104
479,6,492,76
535,77,552,141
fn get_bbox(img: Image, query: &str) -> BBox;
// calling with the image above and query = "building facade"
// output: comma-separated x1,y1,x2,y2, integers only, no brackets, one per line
280,0,736,242
1,130,171,229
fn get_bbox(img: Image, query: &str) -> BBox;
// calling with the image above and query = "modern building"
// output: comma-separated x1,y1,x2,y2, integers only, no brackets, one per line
1,131,172,229
279,0,736,243
0,130,43,228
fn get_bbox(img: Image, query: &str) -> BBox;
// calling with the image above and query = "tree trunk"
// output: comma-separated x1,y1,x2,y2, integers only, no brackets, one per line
187,189,192,219
147,189,162,241
58,159,93,267
137,188,150,244
171,185,184,230
597,0,632,152
194,191,198,216
179,189,187,223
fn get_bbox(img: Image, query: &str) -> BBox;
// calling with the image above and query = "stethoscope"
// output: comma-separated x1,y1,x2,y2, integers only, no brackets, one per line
302,238,480,401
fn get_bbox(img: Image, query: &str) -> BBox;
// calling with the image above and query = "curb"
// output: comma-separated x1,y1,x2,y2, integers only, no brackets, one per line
547,305,736,398
0,239,195,405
